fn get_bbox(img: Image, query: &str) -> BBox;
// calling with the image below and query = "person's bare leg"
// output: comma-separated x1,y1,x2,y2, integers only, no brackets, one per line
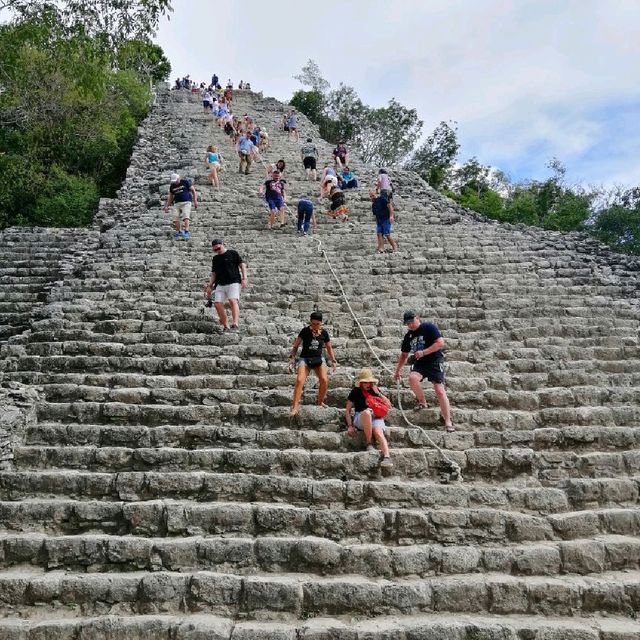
360,410,373,445
228,299,240,326
183,218,190,232
377,233,384,251
279,207,286,225
268,211,275,228
386,234,397,250
409,371,428,406
373,428,390,457
290,365,309,415
316,365,329,406
434,383,452,427
213,301,228,328
174,217,180,232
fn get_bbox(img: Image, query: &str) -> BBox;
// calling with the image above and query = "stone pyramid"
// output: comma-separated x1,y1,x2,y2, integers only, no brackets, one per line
0,86,639,638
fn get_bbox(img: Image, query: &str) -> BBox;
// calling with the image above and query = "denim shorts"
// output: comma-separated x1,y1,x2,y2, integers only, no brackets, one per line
376,219,392,235
266,196,284,211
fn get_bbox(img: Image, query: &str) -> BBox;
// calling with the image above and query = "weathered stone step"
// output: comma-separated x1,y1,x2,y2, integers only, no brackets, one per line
32,381,640,415
0,469,584,512
26,422,640,456
35,400,640,431
0,567,639,618
8,368,640,398
1,532,639,580
12,443,543,483
2,612,638,640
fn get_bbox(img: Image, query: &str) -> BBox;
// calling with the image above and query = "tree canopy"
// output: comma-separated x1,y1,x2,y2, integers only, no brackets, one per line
0,1,171,228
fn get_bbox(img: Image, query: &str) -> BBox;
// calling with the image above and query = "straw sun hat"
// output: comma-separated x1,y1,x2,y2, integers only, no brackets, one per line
354,368,378,386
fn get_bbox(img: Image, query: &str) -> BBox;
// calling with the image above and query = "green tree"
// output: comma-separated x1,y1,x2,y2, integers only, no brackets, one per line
117,40,171,83
591,187,640,255
406,121,459,189
2,0,173,53
290,89,325,124
349,98,423,167
0,5,171,229
293,59,330,94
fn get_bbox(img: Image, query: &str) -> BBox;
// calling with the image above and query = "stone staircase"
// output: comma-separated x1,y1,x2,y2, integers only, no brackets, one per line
0,87,639,639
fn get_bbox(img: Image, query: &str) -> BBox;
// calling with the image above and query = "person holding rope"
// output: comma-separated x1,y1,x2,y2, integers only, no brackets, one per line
288,311,337,416
394,310,454,431
346,368,393,468
260,169,287,229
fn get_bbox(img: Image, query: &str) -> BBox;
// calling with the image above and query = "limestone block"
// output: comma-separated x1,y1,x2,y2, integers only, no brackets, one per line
432,576,488,612
243,576,303,614
560,540,606,574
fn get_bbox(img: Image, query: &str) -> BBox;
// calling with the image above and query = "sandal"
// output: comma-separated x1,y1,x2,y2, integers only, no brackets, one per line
445,424,456,432
413,402,428,411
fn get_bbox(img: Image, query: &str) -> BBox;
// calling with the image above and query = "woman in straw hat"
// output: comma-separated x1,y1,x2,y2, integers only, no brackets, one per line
346,368,393,468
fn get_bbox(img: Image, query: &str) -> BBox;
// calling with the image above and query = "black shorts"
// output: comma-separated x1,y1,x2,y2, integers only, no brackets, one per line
303,157,317,170
411,359,445,384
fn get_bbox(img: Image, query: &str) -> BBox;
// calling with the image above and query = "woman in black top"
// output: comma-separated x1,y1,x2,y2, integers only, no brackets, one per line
345,368,393,467
287,311,337,416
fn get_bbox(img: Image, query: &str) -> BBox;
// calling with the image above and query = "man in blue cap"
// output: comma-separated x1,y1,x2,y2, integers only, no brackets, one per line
394,310,454,431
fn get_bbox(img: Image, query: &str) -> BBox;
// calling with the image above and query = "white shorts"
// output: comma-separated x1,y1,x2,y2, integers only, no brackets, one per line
354,410,387,432
174,201,192,220
213,282,241,303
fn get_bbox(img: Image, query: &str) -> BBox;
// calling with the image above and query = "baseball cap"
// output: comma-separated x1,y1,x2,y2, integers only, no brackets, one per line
211,238,224,247
403,310,417,324
170,173,179,182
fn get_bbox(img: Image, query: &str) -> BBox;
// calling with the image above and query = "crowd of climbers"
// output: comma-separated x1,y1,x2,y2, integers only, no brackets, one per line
164,74,455,469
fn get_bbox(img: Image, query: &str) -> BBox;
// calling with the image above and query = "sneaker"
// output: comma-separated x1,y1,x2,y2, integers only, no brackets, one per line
380,456,394,468
366,443,376,452
445,424,456,432
230,324,238,331
222,326,229,332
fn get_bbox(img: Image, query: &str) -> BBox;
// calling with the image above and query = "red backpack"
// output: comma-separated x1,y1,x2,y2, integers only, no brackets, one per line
362,388,389,419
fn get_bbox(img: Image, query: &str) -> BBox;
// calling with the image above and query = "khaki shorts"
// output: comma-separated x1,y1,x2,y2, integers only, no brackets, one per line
213,282,241,303
174,201,192,220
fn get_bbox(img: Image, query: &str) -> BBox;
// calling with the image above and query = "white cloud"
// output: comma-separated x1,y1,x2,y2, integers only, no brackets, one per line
155,0,640,186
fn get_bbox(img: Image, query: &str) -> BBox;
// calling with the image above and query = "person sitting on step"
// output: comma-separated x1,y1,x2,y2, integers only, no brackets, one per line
346,368,393,468
288,311,337,416
338,166,358,189
333,142,349,169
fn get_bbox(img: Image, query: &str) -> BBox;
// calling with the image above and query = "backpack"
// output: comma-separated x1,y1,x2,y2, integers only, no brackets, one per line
362,388,389,419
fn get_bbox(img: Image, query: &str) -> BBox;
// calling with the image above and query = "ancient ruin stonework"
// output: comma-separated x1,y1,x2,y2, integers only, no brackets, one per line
0,87,638,638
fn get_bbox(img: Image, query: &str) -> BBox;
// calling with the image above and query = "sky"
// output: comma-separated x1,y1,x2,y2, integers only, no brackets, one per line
155,0,640,188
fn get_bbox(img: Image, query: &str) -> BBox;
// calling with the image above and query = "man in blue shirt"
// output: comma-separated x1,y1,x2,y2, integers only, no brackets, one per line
164,172,198,239
394,310,454,431
236,133,255,175
370,191,397,253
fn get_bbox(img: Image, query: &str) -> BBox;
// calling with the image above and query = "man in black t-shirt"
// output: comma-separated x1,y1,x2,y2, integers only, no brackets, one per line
394,310,454,431
203,239,247,331
287,311,338,416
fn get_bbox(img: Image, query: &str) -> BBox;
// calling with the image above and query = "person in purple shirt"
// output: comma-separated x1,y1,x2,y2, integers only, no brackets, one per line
394,310,454,431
